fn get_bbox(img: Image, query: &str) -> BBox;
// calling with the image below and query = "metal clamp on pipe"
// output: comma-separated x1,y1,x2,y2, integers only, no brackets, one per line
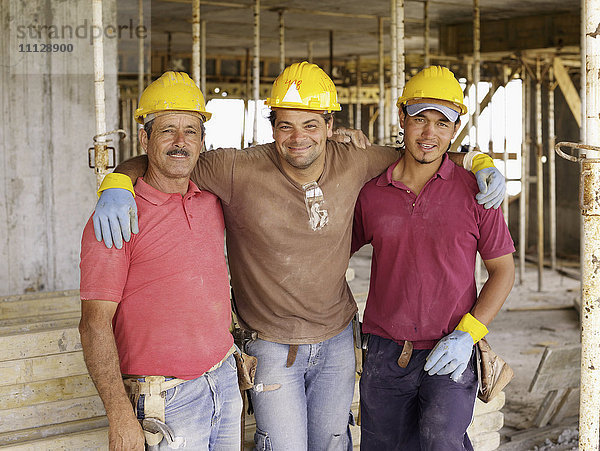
555,141,600,214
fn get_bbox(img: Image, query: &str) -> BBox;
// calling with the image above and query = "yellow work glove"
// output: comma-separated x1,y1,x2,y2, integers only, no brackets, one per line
97,172,135,198
471,153,494,174
455,312,489,344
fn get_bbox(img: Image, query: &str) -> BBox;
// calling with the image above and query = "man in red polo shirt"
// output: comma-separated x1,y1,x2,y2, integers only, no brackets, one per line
79,72,241,450
352,66,515,450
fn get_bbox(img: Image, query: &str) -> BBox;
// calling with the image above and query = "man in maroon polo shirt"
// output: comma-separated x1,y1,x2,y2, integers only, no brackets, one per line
352,66,515,450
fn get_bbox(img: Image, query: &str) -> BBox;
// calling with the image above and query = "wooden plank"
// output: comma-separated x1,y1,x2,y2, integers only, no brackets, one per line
467,411,504,436
0,374,97,410
553,57,582,127
0,395,105,434
0,316,79,336
0,296,80,321
0,290,79,303
533,388,570,427
0,327,82,361
473,391,506,417
0,351,88,387
0,427,108,450
528,344,581,392
0,417,108,447
471,431,500,451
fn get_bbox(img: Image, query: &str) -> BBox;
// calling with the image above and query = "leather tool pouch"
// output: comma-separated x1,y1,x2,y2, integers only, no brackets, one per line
233,351,258,392
476,338,515,403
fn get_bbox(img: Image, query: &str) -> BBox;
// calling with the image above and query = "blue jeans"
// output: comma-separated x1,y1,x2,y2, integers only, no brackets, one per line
360,335,478,451
136,354,242,450
245,323,356,451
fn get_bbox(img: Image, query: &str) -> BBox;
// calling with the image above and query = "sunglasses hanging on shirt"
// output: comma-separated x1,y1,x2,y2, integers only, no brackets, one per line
302,181,329,231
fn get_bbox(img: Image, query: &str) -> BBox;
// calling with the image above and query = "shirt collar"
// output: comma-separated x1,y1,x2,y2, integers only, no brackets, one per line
375,153,454,187
135,177,202,206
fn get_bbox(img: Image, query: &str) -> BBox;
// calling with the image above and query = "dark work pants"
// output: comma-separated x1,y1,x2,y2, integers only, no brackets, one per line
360,334,478,451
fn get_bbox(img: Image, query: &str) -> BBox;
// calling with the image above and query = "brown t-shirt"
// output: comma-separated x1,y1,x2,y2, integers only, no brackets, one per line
191,141,398,344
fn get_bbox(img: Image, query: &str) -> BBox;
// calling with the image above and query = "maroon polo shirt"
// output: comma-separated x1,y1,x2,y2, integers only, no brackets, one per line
352,155,515,349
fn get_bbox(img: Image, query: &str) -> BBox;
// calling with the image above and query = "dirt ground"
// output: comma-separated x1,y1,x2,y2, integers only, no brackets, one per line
348,248,582,450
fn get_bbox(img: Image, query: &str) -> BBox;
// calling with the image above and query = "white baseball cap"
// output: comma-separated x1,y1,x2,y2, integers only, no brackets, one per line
405,102,460,122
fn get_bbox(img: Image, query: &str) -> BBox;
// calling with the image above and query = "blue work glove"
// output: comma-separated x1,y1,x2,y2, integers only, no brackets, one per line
424,330,474,382
475,167,506,210
92,188,138,249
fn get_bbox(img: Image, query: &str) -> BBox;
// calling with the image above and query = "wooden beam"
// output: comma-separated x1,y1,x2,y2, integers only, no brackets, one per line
553,57,582,127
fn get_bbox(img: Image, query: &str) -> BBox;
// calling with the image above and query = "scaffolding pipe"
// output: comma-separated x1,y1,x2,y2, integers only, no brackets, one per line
378,16,385,145
423,0,430,68
201,20,206,95
519,68,529,284
579,0,600,446
467,63,474,148
242,48,250,148
252,0,260,145
548,64,556,270
535,58,544,291
192,0,200,86
502,67,509,223
329,30,334,76
92,0,108,189
473,0,482,285
390,0,398,144
279,10,285,73
396,0,405,106
356,55,362,131
138,0,144,99
488,80,494,155
473,0,480,149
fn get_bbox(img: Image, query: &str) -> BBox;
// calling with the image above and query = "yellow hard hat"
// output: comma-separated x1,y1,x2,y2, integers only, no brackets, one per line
265,61,341,112
396,66,467,115
134,71,211,124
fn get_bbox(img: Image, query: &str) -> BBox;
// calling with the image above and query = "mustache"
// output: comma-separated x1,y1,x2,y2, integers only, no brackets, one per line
166,148,189,156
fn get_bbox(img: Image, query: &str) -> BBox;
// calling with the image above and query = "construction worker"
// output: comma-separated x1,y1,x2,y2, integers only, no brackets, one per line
79,72,242,450
91,62,506,450
352,66,515,450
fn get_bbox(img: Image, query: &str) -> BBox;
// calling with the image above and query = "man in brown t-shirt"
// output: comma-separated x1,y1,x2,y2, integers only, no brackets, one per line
92,62,506,450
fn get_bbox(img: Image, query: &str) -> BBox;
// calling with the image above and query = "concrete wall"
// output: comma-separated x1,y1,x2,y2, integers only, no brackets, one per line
1,0,118,295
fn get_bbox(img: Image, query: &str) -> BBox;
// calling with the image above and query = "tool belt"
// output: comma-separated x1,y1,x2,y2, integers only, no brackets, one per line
123,375,186,447
122,346,237,447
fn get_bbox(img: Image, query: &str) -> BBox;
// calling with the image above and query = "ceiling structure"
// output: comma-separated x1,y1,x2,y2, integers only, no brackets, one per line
138,0,580,69
114,0,582,99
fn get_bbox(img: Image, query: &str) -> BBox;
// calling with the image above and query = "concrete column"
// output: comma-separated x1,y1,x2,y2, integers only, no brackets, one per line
579,0,600,447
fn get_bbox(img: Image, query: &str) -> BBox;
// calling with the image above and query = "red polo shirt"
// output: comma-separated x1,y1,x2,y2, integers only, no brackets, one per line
80,178,233,379
352,155,515,349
